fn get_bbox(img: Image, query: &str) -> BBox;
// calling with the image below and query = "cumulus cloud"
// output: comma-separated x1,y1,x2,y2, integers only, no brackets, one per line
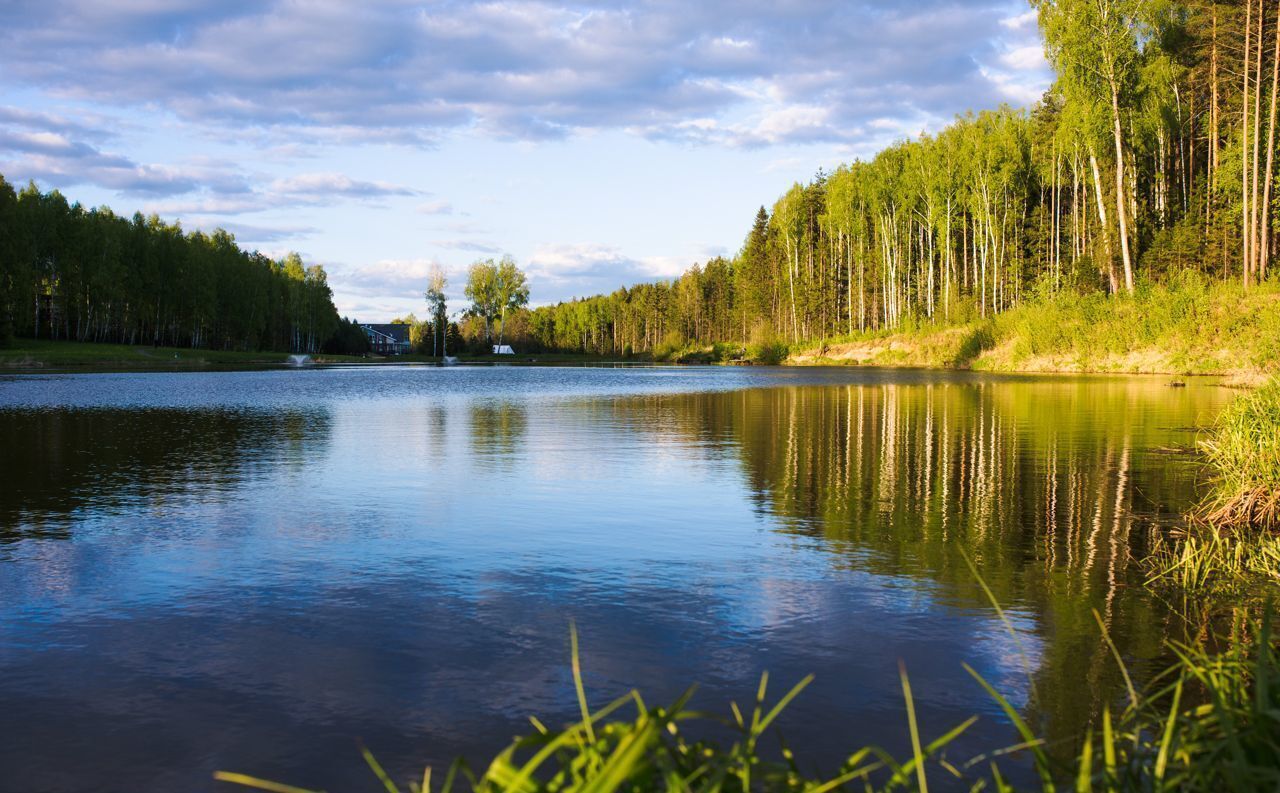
0,99,422,205
525,242,692,303
338,258,442,294
140,196,268,217
199,221,320,244
1,120,426,229
0,109,257,196
0,0,1051,148
0,127,247,196
326,257,473,317
0,106,117,142
270,172,419,199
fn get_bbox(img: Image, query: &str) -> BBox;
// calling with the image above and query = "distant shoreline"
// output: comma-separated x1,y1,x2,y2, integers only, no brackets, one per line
1,336,1267,386
0,339,636,372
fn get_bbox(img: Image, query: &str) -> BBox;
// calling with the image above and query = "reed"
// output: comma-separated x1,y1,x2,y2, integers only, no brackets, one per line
1199,377,1280,531
1144,377,1280,595
1146,525,1280,593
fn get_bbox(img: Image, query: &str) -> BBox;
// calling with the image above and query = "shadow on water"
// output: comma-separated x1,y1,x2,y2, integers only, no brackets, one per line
0,407,332,545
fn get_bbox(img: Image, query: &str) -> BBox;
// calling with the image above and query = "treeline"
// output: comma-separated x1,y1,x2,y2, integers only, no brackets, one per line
0,175,342,352
529,0,1280,355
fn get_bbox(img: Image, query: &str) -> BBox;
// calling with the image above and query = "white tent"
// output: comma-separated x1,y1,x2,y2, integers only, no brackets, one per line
492,345,515,355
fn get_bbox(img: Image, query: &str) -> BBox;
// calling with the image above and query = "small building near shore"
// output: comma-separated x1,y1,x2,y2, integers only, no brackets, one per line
360,323,412,355
492,344,515,355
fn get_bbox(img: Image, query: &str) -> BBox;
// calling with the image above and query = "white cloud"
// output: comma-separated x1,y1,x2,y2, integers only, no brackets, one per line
1000,45,1047,72
416,199,455,215
269,172,419,199
0,0,1052,148
524,242,722,303
1000,9,1039,31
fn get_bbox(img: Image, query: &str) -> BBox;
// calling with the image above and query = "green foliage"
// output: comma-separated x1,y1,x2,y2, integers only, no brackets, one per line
0,176,341,353
465,256,530,344
745,344,789,366
447,322,463,355
738,320,783,365
782,273,1279,375
322,317,371,356
651,330,686,361
392,314,436,353
425,264,449,356
952,321,995,366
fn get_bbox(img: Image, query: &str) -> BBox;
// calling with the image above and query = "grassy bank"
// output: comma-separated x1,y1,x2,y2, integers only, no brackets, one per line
14,278,1274,375
0,339,343,370
393,352,636,366
788,277,1280,378
217,615,1279,793
0,339,632,371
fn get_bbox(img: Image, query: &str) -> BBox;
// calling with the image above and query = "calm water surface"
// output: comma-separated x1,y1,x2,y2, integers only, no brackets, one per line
0,366,1231,791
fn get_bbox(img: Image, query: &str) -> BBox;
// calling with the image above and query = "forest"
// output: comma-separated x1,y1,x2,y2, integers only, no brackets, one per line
7,0,1280,362
0,176,345,353
524,0,1280,357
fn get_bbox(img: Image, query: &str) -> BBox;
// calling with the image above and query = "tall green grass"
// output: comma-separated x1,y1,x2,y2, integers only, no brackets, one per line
981,274,1280,373
1200,377,1280,531
1147,525,1280,593
1146,377,1280,595
215,613,1280,793
789,274,1280,374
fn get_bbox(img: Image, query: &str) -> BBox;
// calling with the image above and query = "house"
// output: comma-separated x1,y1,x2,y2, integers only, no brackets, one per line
360,323,413,355
492,344,515,355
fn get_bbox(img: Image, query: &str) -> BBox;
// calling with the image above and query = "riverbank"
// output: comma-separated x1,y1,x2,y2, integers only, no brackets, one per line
12,279,1278,378
0,340,627,371
0,339,369,370
787,278,1280,382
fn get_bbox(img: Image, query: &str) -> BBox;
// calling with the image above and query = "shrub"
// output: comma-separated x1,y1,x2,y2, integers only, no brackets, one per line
651,331,686,362
746,320,788,365
952,321,995,366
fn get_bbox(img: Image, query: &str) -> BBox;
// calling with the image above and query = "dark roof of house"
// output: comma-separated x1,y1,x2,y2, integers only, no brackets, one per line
361,323,411,343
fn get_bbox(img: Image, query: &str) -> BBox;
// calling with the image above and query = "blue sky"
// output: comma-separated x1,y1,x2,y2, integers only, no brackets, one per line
0,1,1051,319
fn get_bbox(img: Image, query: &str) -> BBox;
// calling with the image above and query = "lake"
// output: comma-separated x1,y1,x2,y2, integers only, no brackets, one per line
0,366,1232,791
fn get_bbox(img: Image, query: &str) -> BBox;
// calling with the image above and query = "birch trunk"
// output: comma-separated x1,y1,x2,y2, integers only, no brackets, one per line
1262,0,1280,279
1090,151,1119,293
1244,0,1254,285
